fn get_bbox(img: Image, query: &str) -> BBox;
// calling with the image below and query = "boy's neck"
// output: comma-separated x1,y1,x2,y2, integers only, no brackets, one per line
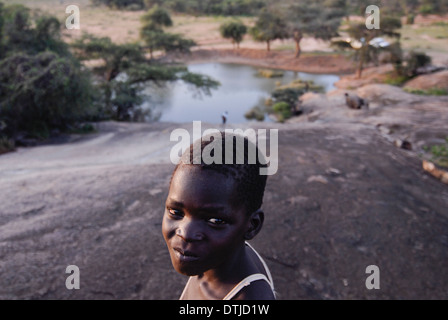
196,242,251,298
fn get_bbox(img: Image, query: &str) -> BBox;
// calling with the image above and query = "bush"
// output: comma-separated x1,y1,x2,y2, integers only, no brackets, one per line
220,20,247,48
405,51,432,77
0,52,96,139
272,101,291,122
244,106,265,121
0,135,15,155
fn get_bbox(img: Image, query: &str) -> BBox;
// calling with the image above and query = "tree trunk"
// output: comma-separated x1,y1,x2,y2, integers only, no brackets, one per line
293,31,303,58
356,46,366,79
266,41,270,52
294,40,302,58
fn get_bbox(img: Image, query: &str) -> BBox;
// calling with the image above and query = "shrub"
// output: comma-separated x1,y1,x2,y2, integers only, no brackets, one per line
272,101,291,122
0,52,96,139
220,20,247,49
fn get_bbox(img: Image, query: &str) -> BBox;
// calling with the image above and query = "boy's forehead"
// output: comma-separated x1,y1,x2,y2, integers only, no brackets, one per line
169,165,240,208
172,164,229,184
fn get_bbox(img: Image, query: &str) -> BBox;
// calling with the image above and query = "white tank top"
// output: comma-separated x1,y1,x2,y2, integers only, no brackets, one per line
179,242,276,300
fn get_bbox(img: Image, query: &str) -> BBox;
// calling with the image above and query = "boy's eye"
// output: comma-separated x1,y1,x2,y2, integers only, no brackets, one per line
168,208,182,217
208,218,226,225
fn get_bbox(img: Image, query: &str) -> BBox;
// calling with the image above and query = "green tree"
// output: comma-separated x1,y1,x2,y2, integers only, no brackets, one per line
2,4,32,53
140,6,195,58
0,52,95,139
72,33,145,82
0,4,96,143
250,9,288,51
286,0,345,58
220,20,247,49
91,0,144,9
140,5,173,29
1,4,70,57
72,33,217,120
346,16,402,78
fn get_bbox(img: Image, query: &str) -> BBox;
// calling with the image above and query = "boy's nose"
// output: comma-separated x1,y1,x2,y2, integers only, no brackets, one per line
176,222,204,242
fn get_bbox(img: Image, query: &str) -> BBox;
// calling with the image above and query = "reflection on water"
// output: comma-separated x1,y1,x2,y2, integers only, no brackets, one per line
141,63,340,124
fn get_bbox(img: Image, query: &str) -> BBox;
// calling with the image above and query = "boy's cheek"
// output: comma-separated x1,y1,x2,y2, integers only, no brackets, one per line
161,215,175,241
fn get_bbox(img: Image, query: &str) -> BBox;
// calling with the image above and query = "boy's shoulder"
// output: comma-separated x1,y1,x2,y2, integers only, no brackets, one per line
233,279,275,300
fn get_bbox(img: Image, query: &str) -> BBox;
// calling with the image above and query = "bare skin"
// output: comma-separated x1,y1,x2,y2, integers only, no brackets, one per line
162,165,274,300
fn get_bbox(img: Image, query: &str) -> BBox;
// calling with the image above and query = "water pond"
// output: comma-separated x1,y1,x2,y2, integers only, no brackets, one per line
141,63,340,123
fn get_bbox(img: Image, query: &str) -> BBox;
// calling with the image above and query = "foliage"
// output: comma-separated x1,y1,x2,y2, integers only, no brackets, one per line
244,106,265,121
272,102,291,122
140,30,196,57
0,4,97,143
72,33,145,81
146,0,266,15
344,16,402,78
250,9,289,51
140,6,196,57
92,0,448,16
0,134,15,154
1,4,70,57
403,51,432,77
256,69,284,78
424,138,448,167
91,0,145,10
220,20,247,49
285,0,345,57
110,81,144,121
72,33,216,120
0,52,96,139
271,80,323,106
140,5,173,29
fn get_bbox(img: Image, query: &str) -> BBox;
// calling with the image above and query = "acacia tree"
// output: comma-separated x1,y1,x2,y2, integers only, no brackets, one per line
347,16,402,78
0,4,96,142
286,0,345,58
219,20,247,49
250,9,289,52
140,5,195,58
72,33,218,121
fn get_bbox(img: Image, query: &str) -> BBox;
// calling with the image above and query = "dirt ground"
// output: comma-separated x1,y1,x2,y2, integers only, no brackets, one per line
174,48,355,75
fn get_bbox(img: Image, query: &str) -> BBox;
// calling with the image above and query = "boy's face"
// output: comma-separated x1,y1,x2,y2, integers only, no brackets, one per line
162,165,249,276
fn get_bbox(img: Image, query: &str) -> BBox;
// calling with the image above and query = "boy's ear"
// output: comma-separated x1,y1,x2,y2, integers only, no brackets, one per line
244,209,264,240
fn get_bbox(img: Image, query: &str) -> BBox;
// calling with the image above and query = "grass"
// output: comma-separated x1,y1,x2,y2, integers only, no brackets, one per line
384,74,409,86
424,137,448,167
404,87,448,96
400,24,448,54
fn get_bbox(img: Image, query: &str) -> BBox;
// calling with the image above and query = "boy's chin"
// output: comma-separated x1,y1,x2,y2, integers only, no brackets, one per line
172,262,203,277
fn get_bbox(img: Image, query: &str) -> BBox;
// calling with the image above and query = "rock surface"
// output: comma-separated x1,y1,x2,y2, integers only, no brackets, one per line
0,84,448,299
404,70,448,91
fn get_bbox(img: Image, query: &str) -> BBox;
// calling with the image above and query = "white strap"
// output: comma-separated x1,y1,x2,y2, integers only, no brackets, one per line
222,273,270,300
179,277,192,300
245,241,275,289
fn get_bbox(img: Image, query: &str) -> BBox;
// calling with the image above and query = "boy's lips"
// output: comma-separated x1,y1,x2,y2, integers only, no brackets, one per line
173,247,200,262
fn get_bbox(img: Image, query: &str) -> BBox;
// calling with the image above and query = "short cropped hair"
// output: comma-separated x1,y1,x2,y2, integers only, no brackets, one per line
171,131,268,215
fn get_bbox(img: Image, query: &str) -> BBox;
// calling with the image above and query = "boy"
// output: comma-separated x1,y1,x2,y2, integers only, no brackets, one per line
162,132,275,300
